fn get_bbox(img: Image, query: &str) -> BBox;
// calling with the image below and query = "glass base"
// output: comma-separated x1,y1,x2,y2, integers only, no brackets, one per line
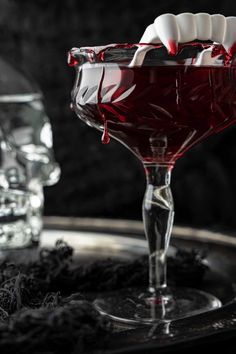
94,287,221,325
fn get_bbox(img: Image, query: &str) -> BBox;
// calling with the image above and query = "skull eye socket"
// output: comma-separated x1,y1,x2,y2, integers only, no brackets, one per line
11,126,33,147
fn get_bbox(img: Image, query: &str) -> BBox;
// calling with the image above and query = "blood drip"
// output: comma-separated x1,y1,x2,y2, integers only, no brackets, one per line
101,120,110,144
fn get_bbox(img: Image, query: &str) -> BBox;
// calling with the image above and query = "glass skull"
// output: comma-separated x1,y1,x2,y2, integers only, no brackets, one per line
0,57,60,248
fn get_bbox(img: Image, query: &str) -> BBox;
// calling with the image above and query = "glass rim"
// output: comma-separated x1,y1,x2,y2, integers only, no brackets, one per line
67,42,232,67
70,41,219,52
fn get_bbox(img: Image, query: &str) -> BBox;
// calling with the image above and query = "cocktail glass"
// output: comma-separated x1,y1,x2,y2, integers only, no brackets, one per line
68,43,236,324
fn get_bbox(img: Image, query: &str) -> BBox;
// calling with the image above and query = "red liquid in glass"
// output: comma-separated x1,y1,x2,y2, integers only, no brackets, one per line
73,64,236,164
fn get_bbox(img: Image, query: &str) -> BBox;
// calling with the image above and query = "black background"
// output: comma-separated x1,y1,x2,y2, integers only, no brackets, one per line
1,0,236,229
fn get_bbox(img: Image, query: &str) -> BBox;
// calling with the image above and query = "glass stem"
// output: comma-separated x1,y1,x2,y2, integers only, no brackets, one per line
142,164,174,294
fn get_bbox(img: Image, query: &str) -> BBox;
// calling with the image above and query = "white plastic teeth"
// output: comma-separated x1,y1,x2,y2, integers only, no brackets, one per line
140,24,160,44
211,14,226,43
154,14,179,54
139,13,236,52
176,13,196,43
129,13,236,67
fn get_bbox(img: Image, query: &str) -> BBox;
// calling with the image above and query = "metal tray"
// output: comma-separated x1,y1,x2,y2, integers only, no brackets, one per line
4,217,236,353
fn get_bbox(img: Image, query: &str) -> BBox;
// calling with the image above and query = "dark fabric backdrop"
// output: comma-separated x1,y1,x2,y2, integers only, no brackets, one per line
0,0,236,229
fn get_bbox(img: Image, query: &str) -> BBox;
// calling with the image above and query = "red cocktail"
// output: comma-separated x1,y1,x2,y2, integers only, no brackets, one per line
72,63,236,164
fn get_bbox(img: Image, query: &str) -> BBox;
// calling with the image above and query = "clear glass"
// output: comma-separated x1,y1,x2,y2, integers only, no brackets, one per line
0,58,60,249
68,42,236,324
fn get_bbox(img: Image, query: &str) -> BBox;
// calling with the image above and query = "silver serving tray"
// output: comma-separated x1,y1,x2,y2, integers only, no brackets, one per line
3,216,236,353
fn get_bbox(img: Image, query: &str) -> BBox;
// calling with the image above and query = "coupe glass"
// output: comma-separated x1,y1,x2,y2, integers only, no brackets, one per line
68,43,236,324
